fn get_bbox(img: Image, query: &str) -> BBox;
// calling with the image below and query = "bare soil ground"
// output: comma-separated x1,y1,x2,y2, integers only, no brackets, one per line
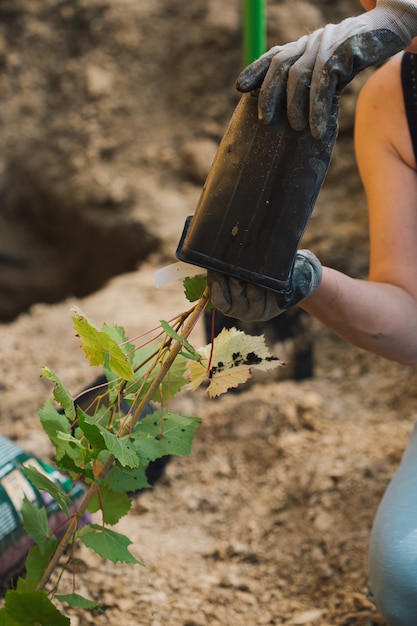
1,1,416,625
2,270,417,626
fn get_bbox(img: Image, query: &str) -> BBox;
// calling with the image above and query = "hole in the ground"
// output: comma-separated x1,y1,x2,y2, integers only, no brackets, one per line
0,163,160,322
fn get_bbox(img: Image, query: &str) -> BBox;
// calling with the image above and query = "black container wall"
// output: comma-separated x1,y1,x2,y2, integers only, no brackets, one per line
176,92,338,295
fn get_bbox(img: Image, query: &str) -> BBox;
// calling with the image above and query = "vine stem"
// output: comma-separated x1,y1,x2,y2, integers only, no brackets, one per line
120,289,209,435
36,289,210,591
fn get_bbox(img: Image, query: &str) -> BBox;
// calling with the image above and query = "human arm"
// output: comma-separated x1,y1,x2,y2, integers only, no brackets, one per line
208,55,417,365
300,54,417,365
237,0,417,139
300,269,417,365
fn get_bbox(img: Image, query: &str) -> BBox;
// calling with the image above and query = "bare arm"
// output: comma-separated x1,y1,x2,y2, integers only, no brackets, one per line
301,53,417,365
301,269,417,364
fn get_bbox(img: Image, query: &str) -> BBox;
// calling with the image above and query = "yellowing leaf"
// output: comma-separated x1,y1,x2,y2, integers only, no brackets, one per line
72,312,135,381
186,327,283,397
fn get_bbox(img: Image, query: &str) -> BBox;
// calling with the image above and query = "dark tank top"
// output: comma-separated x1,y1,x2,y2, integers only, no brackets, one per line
401,52,417,163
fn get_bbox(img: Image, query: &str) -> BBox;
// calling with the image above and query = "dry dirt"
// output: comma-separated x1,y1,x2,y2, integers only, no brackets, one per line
1,1,417,625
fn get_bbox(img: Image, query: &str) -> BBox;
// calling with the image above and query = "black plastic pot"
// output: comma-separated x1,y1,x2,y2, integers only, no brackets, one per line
176,92,338,295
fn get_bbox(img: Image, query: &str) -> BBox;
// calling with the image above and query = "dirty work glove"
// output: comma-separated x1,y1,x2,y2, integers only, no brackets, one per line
237,0,417,139
207,250,322,323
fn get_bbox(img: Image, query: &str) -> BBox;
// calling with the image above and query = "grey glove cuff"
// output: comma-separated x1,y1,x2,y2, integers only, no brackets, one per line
372,0,417,40
281,249,322,310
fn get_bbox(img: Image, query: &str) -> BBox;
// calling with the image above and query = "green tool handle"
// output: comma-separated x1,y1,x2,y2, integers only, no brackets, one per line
242,0,266,66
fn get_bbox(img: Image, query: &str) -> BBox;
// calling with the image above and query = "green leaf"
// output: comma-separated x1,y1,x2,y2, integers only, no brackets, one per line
41,367,75,422
152,354,189,401
178,349,201,362
88,484,131,525
160,320,200,358
101,431,139,468
77,408,108,452
55,593,100,609
2,589,70,625
79,524,142,564
76,409,139,469
102,323,135,360
38,401,84,473
131,410,201,462
128,347,189,403
0,606,18,626
23,539,58,586
183,275,207,302
55,431,89,471
79,413,139,468
183,275,212,310
72,313,134,381
130,343,158,371
104,464,150,492
21,497,51,546
38,400,72,448
15,577,37,593
23,465,70,516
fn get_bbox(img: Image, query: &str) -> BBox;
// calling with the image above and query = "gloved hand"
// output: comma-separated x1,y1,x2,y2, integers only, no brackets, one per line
207,250,322,322
237,0,417,139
